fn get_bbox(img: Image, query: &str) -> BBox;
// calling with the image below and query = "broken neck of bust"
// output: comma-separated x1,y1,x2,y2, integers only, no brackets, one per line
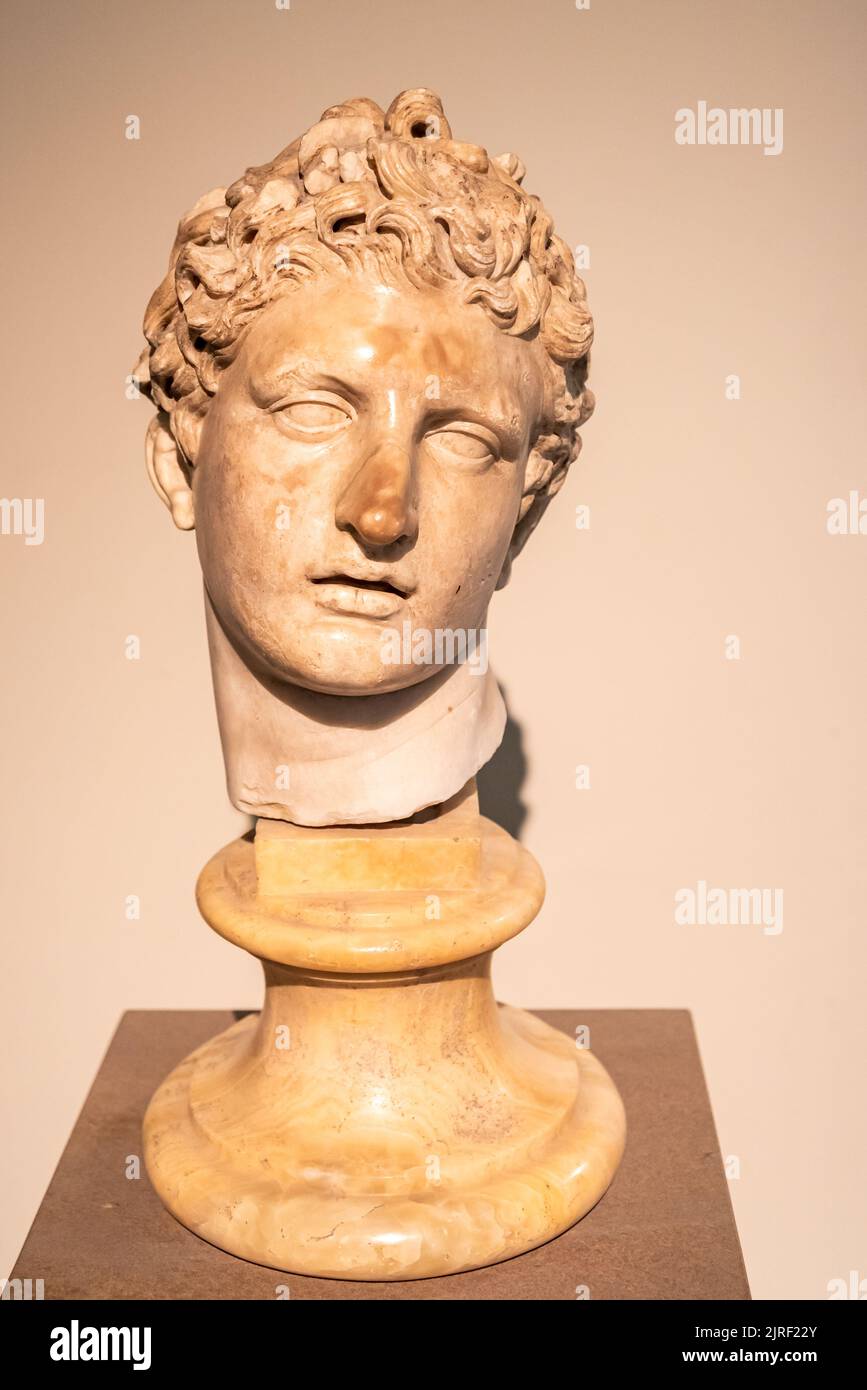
203,589,507,827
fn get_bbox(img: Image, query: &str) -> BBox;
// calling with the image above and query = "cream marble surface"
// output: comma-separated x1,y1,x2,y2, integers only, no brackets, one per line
135,88,594,826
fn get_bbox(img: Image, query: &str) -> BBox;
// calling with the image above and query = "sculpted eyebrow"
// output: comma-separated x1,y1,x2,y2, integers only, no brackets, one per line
425,397,525,453
252,361,363,406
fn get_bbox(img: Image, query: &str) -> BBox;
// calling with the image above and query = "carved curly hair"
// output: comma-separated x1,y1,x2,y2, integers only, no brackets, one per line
135,88,594,563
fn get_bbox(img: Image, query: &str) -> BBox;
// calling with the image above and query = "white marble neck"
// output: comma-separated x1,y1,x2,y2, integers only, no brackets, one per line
203,590,506,827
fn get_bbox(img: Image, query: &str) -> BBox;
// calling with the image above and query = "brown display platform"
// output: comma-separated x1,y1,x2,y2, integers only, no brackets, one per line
10,1009,749,1300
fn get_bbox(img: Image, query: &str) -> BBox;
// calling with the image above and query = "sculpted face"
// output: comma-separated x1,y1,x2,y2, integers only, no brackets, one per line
191,274,547,695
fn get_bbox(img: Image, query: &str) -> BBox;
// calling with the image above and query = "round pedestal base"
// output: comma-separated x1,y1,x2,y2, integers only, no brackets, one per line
144,999,625,1281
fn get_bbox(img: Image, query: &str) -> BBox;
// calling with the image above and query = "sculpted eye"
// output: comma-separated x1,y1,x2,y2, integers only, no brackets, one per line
425,425,498,467
273,396,353,436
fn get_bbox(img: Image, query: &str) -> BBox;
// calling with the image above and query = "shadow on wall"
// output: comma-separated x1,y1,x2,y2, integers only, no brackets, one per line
477,700,528,840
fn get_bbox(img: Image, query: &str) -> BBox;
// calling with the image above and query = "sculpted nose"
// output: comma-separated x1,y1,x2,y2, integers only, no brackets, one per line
336,441,418,548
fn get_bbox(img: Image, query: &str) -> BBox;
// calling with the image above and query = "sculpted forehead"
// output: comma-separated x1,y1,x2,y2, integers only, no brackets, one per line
236,275,546,435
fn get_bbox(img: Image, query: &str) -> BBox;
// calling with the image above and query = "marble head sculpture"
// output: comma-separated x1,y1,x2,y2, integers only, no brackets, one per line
139,91,624,1284
135,88,594,825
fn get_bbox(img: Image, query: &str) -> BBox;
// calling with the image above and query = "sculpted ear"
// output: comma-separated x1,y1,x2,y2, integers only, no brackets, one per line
146,416,195,530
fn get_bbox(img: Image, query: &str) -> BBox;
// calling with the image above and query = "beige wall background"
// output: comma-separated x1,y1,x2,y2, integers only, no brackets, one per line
1,0,865,1299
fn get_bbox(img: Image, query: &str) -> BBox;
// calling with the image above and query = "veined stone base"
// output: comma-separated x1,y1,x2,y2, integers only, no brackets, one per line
143,811,626,1280
144,998,624,1280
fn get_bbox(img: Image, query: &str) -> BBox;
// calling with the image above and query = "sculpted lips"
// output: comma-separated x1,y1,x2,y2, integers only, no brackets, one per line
310,571,412,619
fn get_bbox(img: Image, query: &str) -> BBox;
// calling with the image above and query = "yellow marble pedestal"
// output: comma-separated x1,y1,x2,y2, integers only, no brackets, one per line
143,789,626,1279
